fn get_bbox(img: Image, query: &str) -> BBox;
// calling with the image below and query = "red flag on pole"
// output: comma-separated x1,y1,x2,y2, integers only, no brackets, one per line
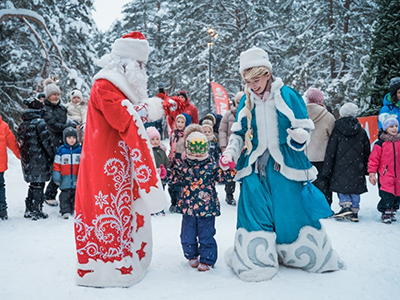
210,82,229,115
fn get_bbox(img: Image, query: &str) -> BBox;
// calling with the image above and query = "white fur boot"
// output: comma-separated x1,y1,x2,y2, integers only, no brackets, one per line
225,228,279,282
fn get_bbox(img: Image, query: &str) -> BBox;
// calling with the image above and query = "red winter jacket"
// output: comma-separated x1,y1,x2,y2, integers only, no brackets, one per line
0,115,20,172
368,134,400,196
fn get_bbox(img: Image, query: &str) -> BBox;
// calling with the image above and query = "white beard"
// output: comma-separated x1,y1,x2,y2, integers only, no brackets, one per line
97,54,148,103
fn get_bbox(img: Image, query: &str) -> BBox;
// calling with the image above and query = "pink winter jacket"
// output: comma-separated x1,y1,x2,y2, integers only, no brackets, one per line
368,133,400,196
218,105,237,149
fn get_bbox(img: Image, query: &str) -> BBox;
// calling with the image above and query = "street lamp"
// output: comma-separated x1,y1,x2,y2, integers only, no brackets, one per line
207,27,218,113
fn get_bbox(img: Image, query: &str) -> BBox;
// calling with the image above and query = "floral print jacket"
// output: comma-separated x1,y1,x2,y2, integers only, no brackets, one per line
165,156,236,217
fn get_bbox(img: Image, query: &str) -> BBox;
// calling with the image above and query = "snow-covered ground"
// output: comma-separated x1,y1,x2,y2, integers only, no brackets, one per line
1,147,400,300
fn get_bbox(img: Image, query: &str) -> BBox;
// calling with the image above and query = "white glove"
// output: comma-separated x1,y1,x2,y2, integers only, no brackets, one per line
168,99,177,111
286,128,309,144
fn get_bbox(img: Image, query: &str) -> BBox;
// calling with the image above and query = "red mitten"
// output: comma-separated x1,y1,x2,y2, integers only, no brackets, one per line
219,153,235,170
159,164,167,179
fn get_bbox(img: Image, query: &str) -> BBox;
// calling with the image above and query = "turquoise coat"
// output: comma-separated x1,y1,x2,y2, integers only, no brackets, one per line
225,77,317,182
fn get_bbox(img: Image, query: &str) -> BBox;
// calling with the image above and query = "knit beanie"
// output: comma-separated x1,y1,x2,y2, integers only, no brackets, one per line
111,31,150,63
203,113,216,126
306,88,324,105
146,126,161,140
44,78,61,98
175,113,187,126
389,77,400,95
383,117,399,131
185,124,209,160
70,89,83,102
234,91,245,103
201,119,214,131
63,126,78,144
239,47,272,74
177,90,188,101
339,103,358,118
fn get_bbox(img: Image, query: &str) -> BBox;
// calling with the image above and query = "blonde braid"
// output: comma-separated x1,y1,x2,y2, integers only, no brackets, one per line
243,85,253,154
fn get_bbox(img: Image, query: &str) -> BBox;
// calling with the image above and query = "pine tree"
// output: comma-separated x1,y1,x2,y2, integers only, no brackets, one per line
359,0,400,115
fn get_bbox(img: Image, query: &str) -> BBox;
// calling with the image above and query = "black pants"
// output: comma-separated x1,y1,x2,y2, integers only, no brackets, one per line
311,161,332,207
377,190,400,213
224,181,236,198
44,177,59,200
168,184,182,206
59,188,76,215
28,182,45,202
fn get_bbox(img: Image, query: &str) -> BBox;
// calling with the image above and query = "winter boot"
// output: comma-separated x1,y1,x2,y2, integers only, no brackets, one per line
31,200,48,221
225,194,236,206
24,198,33,218
44,199,58,206
0,202,7,220
198,263,212,272
334,206,352,218
38,201,48,219
169,205,177,213
0,209,8,220
391,211,397,222
345,213,359,222
381,211,392,224
188,257,199,268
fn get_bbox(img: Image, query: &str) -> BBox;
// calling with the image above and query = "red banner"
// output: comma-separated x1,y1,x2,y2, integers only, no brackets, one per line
211,82,229,115
358,115,379,146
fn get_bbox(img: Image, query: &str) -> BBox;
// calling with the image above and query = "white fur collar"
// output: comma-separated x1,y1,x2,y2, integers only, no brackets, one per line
93,69,139,104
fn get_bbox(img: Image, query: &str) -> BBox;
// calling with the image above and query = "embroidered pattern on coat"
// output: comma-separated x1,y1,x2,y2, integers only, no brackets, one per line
75,141,147,262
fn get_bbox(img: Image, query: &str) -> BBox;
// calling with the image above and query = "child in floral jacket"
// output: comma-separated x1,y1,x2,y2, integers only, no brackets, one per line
163,124,236,272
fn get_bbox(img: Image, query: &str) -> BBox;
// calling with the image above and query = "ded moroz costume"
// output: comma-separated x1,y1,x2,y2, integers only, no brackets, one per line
74,31,174,288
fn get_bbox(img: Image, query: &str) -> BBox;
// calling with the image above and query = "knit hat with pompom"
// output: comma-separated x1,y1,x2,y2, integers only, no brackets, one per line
44,78,61,98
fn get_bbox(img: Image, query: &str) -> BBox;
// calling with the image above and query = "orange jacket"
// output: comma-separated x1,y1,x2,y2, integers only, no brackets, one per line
0,115,20,172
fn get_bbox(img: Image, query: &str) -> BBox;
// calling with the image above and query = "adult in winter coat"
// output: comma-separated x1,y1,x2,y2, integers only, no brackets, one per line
0,114,20,220
74,31,175,288
42,78,75,206
378,77,400,130
368,117,400,223
322,103,370,221
18,98,54,220
218,91,244,205
305,88,336,206
220,47,344,282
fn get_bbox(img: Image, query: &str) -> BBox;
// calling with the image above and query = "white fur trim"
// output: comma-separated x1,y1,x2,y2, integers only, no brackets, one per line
276,225,346,273
121,100,166,214
112,38,150,62
75,198,153,287
286,130,310,152
94,69,140,104
225,228,278,282
142,97,164,121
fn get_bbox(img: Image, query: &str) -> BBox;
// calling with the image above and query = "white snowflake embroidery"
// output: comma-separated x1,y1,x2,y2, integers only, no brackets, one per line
94,191,109,209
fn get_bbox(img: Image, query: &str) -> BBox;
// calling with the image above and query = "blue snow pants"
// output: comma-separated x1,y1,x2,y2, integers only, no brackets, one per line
237,158,331,244
180,214,217,266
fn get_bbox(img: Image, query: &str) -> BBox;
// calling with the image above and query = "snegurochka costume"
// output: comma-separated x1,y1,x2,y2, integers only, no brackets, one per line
224,74,345,281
